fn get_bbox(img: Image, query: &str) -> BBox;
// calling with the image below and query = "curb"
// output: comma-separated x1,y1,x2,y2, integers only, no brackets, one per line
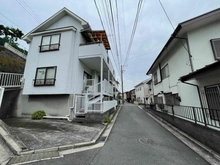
0,120,24,155
140,106,220,164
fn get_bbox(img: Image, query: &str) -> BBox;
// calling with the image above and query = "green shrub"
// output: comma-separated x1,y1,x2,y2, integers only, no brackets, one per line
31,110,46,120
104,116,111,123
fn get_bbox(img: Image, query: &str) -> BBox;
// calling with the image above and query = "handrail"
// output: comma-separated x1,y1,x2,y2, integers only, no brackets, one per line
0,72,23,88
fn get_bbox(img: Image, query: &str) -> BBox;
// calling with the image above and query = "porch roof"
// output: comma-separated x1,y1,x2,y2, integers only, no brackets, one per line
179,61,220,82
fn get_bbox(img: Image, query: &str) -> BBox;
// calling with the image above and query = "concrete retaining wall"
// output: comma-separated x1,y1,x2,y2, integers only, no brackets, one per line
150,109,220,154
21,94,72,117
86,108,115,123
0,89,21,118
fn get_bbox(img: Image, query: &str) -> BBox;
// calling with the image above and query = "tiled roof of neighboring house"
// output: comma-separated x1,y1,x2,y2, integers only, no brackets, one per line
146,8,220,75
179,60,220,82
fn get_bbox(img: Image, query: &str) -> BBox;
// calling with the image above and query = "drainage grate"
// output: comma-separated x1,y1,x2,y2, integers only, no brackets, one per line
139,138,158,146
98,136,107,142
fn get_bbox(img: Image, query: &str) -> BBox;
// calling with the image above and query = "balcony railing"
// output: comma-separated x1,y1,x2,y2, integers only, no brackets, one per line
86,79,113,96
0,72,23,88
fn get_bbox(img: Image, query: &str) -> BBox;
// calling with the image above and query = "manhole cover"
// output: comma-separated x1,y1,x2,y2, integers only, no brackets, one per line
139,138,158,146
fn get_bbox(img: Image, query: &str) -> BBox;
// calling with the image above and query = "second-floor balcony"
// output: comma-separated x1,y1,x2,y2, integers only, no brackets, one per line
78,42,114,76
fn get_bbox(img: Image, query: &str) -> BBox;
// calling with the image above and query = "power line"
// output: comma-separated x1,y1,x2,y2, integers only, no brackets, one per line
158,0,192,62
109,0,120,68
20,0,42,22
16,0,41,24
94,0,121,76
158,0,174,29
0,12,27,33
123,0,143,66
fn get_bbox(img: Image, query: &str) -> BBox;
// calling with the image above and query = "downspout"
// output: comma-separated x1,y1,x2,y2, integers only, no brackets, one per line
180,81,207,126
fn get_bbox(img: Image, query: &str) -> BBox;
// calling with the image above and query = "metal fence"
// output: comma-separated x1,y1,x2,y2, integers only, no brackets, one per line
0,72,23,87
151,104,220,129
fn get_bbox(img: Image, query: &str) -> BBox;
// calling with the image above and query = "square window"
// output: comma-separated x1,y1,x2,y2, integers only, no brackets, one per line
161,64,169,80
210,39,220,60
154,72,158,85
40,34,61,52
34,67,57,86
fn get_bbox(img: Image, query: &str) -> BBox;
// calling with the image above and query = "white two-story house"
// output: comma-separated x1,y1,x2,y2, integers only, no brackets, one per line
21,8,117,121
147,8,220,122
134,78,152,104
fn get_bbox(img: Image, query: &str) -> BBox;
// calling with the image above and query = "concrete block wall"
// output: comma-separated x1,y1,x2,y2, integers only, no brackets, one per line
150,110,220,154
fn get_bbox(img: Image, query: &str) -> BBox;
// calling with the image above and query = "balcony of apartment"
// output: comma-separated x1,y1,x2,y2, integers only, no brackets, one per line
79,30,114,78
79,42,114,76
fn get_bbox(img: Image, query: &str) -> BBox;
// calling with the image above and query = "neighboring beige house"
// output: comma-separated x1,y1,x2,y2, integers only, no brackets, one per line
21,7,118,121
147,8,220,124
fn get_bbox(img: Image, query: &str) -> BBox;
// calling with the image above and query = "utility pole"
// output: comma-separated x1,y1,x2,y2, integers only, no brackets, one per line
121,65,124,104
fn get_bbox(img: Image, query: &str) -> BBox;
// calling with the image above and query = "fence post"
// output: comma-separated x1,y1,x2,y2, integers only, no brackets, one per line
172,105,174,116
192,107,197,124
201,108,207,127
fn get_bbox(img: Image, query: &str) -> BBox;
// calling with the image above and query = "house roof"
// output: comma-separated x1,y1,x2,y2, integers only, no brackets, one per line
23,7,90,43
146,8,220,75
179,60,220,82
134,78,151,87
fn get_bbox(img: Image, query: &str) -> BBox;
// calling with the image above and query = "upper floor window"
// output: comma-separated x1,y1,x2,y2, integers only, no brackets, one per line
210,38,220,60
34,66,57,86
40,34,61,52
161,64,169,80
154,72,158,85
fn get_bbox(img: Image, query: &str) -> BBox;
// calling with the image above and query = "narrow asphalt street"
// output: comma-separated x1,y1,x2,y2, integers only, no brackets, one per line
26,103,210,165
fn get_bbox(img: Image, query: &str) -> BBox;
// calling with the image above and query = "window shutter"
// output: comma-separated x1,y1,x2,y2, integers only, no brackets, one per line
211,39,220,59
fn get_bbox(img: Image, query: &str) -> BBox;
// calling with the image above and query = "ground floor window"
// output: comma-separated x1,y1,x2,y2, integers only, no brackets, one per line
205,84,220,120
34,66,57,86
164,93,180,106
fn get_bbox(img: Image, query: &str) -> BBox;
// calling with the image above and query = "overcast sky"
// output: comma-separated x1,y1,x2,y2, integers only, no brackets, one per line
0,0,220,92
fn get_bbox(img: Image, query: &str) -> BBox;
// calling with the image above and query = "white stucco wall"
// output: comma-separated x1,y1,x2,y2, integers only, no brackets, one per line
23,30,77,95
152,41,200,107
188,21,220,70
47,15,82,30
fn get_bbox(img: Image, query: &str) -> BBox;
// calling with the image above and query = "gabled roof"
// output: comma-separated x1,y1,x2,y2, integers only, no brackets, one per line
147,8,220,75
23,7,90,43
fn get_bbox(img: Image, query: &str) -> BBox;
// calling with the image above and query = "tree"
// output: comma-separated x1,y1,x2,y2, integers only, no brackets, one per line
0,25,23,42
0,24,27,55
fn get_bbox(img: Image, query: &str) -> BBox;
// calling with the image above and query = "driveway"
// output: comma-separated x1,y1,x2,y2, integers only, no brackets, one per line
3,118,105,150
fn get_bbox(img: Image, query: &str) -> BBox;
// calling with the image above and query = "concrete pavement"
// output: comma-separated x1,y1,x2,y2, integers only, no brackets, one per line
89,103,214,165
23,103,220,165
1,103,220,165
0,114,108,164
